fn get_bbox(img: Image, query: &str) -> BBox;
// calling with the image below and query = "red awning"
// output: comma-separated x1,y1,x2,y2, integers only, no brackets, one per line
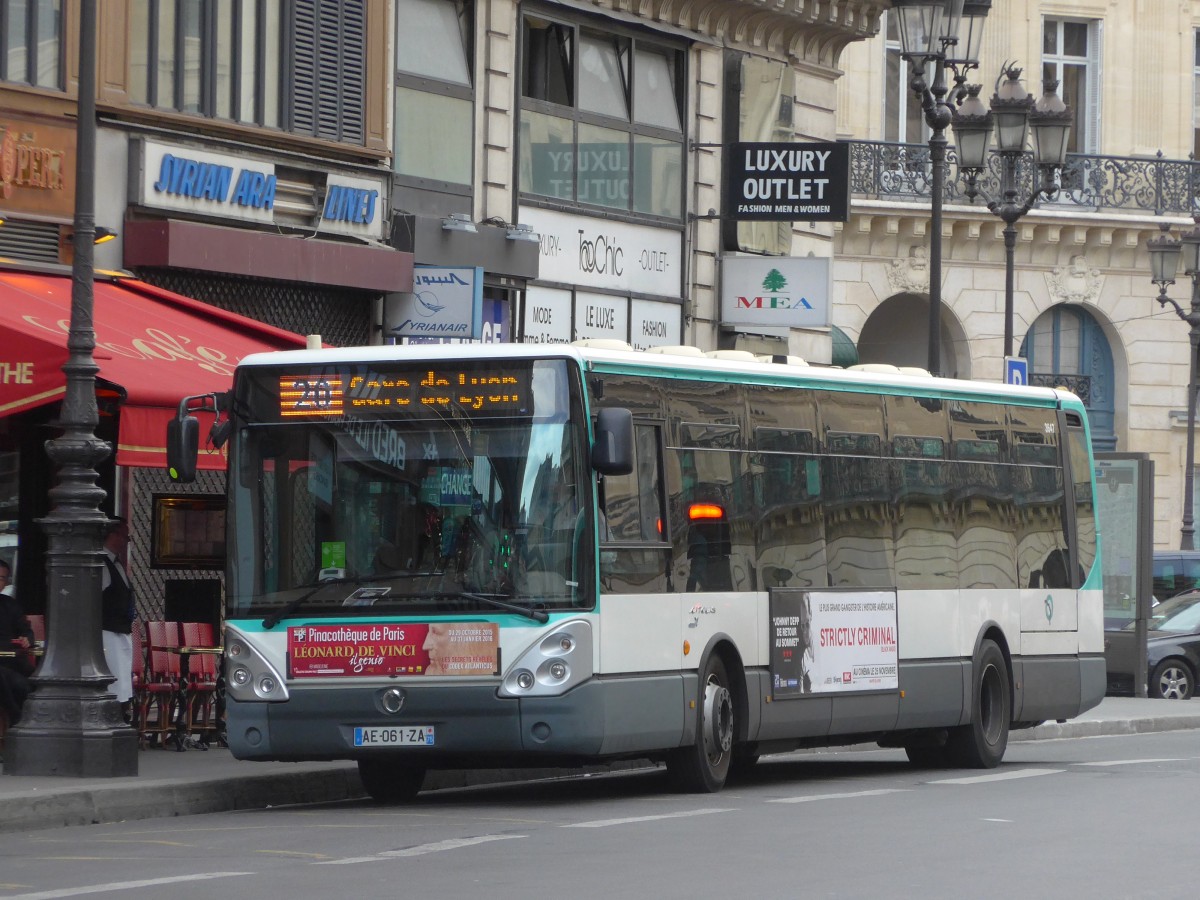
0,269,307,469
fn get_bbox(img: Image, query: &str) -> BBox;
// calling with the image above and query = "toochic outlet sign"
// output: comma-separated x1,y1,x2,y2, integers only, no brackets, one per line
518,206,680,298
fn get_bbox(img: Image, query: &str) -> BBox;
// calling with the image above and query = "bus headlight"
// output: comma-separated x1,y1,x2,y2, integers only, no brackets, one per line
224,627,289,703
499,620,592,697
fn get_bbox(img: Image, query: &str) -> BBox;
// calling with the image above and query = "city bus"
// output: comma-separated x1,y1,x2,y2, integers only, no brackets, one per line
167,341,1105,800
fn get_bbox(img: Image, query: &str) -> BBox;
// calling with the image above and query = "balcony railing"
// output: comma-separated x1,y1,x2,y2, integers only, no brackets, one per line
848,141,1200,217
1029,372,1091,405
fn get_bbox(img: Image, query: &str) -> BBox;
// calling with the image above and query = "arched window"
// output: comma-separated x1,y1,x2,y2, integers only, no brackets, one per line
1022,304,1115,450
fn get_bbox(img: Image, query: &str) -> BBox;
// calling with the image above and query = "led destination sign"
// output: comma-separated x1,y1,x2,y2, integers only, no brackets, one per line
277,367,532,418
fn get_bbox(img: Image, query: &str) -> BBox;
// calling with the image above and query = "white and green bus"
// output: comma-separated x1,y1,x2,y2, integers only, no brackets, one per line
169,341,1104,800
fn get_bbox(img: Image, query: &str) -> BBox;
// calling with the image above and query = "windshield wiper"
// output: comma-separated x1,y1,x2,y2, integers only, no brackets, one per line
457,591,549,623
261,574,379,629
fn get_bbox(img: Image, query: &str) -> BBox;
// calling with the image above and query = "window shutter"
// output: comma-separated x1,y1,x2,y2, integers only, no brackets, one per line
1085,19,1102,154
292,1,318,135
290,0,366,143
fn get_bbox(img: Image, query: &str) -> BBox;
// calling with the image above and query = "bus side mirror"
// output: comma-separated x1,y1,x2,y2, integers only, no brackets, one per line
167,416,200,483
592,407,633,476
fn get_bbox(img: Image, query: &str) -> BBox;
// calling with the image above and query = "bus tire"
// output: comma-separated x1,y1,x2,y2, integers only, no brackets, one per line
946,639,1010,768
357,759,426,803
668,654,735,793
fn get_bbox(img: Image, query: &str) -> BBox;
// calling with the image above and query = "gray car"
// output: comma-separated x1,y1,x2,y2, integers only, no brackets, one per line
1105,591,1200,700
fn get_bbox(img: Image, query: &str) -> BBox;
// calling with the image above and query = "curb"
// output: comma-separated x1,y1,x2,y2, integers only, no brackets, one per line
1014,714,1200,742
0,766,365,834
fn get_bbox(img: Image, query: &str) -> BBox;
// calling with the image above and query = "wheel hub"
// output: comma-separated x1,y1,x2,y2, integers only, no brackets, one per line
703,679,734,760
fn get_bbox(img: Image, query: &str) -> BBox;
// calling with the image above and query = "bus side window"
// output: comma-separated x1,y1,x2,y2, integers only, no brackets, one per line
599,423,669,593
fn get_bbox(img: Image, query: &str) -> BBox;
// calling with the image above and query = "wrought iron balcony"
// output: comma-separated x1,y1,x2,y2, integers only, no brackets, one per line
1029,372,1091,405
849,141,1200,217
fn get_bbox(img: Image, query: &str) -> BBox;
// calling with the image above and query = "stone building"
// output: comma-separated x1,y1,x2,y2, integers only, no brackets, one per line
836,1,1200,552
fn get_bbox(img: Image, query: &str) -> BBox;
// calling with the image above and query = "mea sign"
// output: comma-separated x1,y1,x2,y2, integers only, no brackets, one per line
722,141,850,222
720,256,831,329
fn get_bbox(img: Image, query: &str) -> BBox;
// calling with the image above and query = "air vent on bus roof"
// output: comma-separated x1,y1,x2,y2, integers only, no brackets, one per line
643,345,706,357
847,363,933,377
705,350,759,362
572,339,634,351
757,354,809,366
848,364,900,374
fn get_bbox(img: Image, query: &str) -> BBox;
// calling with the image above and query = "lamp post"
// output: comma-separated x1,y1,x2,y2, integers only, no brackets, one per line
4,0,139,776
952,66,1074,358
1147,222,1200,551
893,0,991,376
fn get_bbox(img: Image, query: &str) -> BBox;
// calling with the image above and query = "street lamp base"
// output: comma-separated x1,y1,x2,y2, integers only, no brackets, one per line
5,691,138,777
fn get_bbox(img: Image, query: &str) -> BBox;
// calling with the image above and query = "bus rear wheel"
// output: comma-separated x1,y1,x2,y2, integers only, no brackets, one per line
946,639,1010,768
357,759,426,803
668,654,735,793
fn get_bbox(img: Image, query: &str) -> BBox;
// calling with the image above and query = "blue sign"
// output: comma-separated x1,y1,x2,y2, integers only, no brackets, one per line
1005,356,1028,386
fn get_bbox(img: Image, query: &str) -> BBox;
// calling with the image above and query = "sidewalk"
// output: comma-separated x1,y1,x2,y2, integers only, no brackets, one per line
1,696,1197,834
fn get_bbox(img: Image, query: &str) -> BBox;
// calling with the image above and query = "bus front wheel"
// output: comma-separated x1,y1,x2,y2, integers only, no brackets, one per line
358,759,426,803
668,654,735,793
946,639,1010,768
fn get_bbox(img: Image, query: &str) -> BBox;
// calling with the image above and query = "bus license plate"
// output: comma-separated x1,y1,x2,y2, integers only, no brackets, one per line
353,726,435,747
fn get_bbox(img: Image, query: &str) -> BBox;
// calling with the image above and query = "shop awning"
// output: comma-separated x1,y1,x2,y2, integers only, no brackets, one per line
0,269,307,469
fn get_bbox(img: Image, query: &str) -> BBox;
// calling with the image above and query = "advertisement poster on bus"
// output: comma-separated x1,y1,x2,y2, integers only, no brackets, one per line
287,622,499,677
769,589,898,696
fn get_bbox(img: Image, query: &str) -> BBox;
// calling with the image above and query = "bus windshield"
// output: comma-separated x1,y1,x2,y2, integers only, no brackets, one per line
226,357,596,619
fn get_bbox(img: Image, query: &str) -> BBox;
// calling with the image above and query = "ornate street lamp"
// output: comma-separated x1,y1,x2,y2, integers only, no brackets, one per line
4,0,139,776
893,0,991,376
1148,221,1200,551
952,66,1074,359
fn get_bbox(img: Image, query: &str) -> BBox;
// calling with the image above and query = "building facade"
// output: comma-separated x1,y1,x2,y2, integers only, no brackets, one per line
0,0,416,617
836,1,1200,554
1,0,884,617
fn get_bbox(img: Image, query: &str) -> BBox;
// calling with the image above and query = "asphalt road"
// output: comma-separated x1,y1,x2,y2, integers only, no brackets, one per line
1,729,1196,900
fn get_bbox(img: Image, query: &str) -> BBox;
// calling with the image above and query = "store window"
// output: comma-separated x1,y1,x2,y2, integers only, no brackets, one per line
129,0,366,143
0,0,62,89
722,52,795,254
394,0,473,187
1042,17,1100,154
519,12,685,220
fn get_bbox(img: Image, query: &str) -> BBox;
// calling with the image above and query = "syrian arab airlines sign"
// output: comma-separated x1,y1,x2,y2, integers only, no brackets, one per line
720,256,831,329
723,141,850,222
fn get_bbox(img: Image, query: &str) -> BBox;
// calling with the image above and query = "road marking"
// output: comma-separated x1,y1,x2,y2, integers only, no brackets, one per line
0,873,252,899
563,808,734,828
930,768,1063,785
982,818,1014,823
318,834,526,865
769,789,910,804
1075,758,1184,767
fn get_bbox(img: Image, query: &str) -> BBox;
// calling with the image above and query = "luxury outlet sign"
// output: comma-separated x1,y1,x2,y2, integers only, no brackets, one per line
722,141,850,223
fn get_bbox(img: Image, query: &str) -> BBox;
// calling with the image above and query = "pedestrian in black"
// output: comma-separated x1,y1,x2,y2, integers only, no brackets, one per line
0,559,35,725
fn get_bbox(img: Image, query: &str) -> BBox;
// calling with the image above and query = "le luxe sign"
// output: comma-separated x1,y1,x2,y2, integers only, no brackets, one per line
723,141,850,222
720,256,831,329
